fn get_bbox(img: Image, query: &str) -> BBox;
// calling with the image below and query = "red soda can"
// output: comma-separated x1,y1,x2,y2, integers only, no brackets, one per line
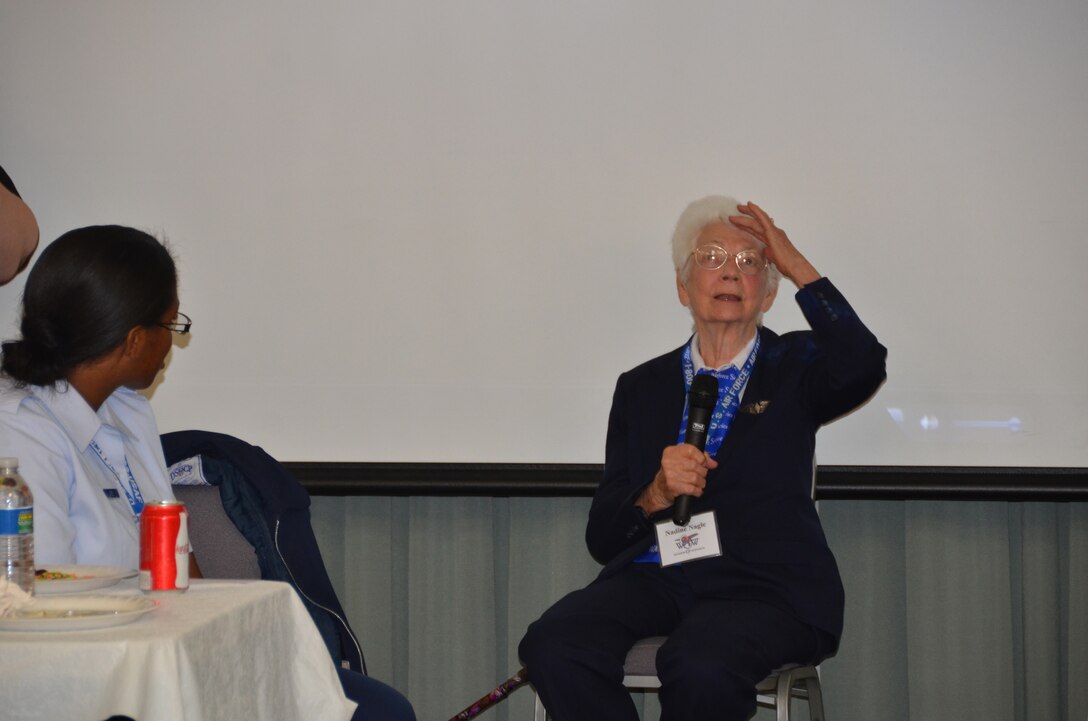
139,500,190,592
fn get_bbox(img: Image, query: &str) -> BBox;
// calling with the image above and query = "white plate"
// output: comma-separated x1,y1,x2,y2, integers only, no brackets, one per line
0,594,157,632
34,565,138,595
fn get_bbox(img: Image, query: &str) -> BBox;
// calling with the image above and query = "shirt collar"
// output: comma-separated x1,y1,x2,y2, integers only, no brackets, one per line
32,383,100,452
690,332,758,373
32,384,141,452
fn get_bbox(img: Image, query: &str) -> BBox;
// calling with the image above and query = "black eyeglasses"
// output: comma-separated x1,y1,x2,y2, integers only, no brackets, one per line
158,311,192,335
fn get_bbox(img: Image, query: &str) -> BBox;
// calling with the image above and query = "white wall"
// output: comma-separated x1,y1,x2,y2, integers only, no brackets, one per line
2,1,1086,465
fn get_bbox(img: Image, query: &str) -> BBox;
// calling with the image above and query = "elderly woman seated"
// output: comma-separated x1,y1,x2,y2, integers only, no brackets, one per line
519,196,887,720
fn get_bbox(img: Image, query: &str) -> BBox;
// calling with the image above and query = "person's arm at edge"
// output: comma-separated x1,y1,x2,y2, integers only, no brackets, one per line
0,182,39,284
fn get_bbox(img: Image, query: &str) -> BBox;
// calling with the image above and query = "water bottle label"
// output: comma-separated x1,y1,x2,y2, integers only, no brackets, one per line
0,507,32,535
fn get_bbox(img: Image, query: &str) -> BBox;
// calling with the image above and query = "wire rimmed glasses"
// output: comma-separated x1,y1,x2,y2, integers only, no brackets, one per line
689,245,768,275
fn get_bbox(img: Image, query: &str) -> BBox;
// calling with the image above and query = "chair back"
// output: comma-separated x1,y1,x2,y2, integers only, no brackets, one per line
173,484,261,579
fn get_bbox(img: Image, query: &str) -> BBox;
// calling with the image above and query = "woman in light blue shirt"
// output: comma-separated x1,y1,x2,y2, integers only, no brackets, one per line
0,225,189,568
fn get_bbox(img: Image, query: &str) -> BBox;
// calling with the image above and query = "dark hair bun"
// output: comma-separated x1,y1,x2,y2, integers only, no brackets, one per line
0,338,66,386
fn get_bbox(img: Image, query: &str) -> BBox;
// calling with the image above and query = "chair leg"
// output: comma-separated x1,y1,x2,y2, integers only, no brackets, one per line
774,665,825,721
776,668,795,721
805,674,825,721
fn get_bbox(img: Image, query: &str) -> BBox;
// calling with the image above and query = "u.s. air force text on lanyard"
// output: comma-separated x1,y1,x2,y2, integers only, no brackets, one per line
639,335,760,567
89,439,145,523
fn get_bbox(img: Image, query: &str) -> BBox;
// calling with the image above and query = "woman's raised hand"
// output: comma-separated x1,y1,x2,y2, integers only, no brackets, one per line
729,201,820,287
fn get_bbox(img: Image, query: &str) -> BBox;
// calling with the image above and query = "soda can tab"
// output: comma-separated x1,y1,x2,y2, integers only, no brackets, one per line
139,500,190,593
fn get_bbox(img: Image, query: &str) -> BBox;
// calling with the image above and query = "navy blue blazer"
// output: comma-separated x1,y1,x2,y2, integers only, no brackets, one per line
586,277,886,642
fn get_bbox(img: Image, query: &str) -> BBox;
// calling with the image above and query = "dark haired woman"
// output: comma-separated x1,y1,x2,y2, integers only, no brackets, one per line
0,225,188,568
0,225,418,721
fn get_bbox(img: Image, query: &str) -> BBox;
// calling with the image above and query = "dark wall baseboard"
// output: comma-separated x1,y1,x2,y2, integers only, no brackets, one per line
284,463,1088,502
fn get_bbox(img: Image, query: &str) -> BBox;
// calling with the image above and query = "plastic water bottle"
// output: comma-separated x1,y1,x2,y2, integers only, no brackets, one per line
0,457,34,594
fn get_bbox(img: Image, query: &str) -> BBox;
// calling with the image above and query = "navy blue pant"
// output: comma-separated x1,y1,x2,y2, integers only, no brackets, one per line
339,668,416,721
518,564,833,721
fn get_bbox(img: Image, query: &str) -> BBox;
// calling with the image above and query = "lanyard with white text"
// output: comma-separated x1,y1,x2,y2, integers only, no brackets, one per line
89,439,145,519
677,333,760,457
633,336,761,564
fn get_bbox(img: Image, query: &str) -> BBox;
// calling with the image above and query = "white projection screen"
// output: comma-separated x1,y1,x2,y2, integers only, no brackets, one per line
2,1,1086,467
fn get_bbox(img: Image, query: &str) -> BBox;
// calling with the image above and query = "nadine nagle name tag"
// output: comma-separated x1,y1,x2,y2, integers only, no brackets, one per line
654,511,722,567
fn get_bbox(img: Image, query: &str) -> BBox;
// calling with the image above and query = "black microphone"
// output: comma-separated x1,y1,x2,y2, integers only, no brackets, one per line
672,373,718,527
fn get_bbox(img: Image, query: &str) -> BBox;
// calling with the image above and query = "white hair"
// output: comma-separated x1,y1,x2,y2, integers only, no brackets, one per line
670,195,781,291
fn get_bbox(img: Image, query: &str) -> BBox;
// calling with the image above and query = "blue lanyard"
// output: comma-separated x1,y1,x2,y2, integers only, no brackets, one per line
633,335,761,563
677,333,760,457
89,439,145,519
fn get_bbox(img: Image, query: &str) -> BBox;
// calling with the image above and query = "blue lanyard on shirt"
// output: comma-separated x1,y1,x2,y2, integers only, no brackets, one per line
633,335,760,564
89,439,145,519
676,333,760,457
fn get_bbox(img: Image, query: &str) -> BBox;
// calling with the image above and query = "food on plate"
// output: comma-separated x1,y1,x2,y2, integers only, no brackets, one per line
34,569,92,581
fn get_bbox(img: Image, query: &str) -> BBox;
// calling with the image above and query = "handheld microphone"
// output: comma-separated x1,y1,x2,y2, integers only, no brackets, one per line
672,373,718,527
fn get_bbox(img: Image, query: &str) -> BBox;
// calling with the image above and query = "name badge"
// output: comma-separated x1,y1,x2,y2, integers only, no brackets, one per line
654,511,722,567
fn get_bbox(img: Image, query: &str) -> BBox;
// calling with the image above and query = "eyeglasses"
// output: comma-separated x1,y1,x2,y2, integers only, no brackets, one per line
689,245,767,275
158,311,192,335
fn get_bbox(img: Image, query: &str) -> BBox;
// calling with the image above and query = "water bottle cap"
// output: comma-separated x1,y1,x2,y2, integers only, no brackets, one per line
0,457,18,468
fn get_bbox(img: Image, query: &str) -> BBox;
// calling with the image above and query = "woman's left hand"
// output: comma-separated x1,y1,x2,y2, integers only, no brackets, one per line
728,202,821,287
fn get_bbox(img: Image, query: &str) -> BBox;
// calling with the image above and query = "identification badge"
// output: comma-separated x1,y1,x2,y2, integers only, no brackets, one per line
654,511,722,567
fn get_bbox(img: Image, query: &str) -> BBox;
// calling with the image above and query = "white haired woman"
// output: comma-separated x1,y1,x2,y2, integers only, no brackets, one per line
519,196,887,720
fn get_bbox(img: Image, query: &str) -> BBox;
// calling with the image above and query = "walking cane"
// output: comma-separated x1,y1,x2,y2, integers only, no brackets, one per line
448,668,530,721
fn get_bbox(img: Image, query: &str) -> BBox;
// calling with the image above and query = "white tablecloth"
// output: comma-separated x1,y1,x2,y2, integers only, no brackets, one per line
0,579,357,721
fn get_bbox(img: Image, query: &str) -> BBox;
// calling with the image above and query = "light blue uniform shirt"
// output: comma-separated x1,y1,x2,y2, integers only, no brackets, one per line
0,381,175,568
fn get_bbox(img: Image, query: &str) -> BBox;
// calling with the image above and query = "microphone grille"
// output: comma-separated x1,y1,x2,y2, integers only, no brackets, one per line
689,373,719,410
